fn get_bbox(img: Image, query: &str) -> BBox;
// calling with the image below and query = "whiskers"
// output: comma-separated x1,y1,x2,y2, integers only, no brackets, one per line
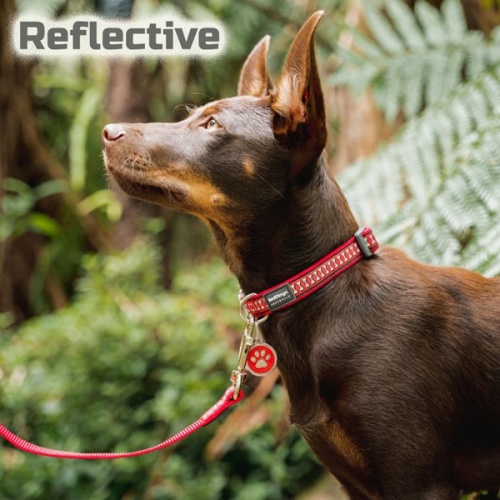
174,93,217,117
174,103,198,116
122,152,153,174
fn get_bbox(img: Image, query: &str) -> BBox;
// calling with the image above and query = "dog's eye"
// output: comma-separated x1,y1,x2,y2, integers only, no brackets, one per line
205,117,220,130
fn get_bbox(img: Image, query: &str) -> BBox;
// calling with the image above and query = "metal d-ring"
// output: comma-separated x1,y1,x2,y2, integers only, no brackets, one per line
239,292,269,326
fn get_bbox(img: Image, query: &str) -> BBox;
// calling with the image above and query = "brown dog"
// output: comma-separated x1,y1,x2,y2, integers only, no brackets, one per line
102,12,500,499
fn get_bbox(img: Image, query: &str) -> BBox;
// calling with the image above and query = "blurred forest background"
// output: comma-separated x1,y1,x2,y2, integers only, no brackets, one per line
1,0,500,498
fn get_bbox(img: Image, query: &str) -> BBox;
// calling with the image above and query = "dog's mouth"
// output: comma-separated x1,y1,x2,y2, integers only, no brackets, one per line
101,129,185,205
103,140,228,219
105,159,187,205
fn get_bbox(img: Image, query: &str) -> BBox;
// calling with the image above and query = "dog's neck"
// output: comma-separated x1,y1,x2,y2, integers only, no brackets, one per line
209,158,358,417
212,157,359,296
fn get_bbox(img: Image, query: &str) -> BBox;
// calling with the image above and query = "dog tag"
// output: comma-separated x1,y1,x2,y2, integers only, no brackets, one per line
246,343,277,376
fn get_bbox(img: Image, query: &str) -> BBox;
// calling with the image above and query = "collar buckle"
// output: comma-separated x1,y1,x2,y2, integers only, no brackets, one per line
355,228,375,258
241,227,379,319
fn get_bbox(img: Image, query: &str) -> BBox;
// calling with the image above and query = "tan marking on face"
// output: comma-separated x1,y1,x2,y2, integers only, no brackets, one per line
243,158,255,176
199,105,220,118
189,178,227,213
146,168,228,216
108,157,234,230
329,420,367,472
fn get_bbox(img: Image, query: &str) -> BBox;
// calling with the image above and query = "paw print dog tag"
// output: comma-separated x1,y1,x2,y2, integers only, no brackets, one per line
246,343,277,376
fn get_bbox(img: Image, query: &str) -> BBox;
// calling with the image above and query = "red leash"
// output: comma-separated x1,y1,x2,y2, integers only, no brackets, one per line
0,386,242,460
0,228,377,460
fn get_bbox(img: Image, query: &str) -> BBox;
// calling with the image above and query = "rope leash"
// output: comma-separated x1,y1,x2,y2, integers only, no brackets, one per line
0,386,243,460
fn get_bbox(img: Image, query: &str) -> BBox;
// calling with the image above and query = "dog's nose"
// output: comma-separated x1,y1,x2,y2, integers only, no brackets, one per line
102,124,126,143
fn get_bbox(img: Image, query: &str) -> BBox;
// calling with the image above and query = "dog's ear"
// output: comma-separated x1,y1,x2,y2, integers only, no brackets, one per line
238,35,273,97
271,11,326,178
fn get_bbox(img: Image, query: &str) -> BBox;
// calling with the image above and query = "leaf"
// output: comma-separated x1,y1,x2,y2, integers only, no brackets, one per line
34,180,66,200
77,189,123,222
334,0,498,120
346,26,385,59
2,190,34,219
363,1,405,55
402,53,425,116
340,68,500,276
69,86,103,192
379,56,402,121
441,0,467,42
16,0,66,16
414,0,446,47
425,49,451,104
441,47,466,98
385,0,426,51
3,177,31,196
26,212,61,237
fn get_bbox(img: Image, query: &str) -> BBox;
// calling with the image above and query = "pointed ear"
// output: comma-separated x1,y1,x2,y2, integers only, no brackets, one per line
238,35,273,97
271,11,326,175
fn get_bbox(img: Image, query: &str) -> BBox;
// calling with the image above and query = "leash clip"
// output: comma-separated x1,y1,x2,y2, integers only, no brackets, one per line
232,293,269,399
231,370,247,400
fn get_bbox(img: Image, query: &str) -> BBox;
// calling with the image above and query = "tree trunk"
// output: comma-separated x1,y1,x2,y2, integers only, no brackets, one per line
0,0,59,322
1,0,112,322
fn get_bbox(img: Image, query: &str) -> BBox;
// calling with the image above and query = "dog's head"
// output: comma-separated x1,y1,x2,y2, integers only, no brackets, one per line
102,12,326,231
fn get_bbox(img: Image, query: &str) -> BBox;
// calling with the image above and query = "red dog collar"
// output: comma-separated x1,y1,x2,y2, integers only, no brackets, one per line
243,228,379,319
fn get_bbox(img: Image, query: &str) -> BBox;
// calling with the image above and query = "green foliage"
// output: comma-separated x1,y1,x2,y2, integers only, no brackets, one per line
35,61,108,198
18,0,344,319
69,85,104,192
0,239,322,499
14,0,346,318
16,0,66,16
77,189,123,222
0,178,65,241
333,0,500,120
336,0,500,278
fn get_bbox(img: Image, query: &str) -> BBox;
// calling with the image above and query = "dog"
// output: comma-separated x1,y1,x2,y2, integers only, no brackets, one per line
102,11,500,499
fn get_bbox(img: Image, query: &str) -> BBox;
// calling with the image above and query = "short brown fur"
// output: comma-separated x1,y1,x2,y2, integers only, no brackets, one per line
103,12,500,499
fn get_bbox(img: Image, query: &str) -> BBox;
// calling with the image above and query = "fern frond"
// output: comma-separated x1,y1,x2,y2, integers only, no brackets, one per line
385,0,426,51
414,1,447,46
339,69,500,275
441,0,467,41
363,1,405,55
333,0,500,120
